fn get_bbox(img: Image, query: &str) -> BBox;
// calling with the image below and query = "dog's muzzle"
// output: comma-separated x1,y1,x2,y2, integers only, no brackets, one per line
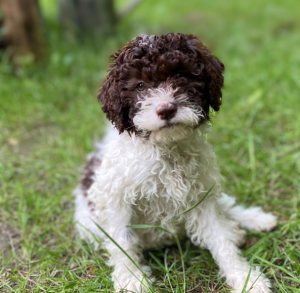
156,102,177,120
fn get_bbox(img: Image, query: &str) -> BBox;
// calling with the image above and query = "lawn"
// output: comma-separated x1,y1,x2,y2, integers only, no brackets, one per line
0,0,300,292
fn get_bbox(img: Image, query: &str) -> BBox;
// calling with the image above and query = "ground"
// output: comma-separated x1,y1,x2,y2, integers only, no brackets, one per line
0,0,300,292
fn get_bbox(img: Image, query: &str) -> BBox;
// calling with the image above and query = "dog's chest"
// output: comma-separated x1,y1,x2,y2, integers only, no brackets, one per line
123,143,212,219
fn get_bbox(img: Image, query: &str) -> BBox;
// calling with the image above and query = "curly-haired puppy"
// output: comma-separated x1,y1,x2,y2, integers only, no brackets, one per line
74,33,277,293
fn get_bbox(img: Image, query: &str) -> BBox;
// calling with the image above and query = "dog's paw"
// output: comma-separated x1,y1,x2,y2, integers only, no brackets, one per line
248,210,277,232
237,207,277,232
114,277,150,293
113,265,152,293
115,281,149,293
228,268,272,293
257,212,277,232
247,281,272,293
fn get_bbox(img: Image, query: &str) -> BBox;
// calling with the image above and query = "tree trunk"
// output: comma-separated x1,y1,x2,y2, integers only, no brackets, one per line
59,0,116,37
0,0,44,63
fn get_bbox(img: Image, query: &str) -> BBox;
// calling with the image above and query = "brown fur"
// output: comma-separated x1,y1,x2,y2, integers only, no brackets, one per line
80,155,101,197
98,33,224,134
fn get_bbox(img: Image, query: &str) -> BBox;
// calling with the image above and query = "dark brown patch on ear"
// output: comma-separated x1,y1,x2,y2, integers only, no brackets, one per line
97,48,138,134
203,51,224,112
183,35,224,114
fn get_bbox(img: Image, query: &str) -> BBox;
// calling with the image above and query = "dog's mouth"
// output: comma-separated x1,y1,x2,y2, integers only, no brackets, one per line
160,122,178,130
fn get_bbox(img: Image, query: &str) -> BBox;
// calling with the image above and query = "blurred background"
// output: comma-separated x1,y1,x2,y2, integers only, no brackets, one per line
0,0,299,292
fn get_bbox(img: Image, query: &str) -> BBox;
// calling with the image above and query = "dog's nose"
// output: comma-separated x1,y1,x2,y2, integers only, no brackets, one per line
156,102,177,120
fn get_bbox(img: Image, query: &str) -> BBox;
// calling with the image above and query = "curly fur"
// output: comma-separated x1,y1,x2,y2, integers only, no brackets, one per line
98,33,224,134
74,33,277,293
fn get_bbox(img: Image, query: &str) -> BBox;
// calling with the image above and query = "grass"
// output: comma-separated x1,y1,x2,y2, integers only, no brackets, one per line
1,0,300,292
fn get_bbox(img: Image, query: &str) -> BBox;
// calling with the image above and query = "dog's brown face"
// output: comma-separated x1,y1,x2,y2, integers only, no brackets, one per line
98,33,224,141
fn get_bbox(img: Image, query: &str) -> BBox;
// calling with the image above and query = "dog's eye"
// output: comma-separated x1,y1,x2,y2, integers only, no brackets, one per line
176,73,183,78
137,82,145,91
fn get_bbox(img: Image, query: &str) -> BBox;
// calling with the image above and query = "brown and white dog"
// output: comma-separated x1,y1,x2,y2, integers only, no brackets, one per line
74,33,276,292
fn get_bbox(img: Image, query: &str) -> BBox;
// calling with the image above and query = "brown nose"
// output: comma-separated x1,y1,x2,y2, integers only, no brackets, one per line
156,102,177,120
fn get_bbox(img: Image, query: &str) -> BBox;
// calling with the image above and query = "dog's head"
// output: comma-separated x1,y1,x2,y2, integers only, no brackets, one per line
98,33,224,143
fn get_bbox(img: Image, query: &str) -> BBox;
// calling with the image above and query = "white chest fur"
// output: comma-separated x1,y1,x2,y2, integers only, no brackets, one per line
90,128,221,228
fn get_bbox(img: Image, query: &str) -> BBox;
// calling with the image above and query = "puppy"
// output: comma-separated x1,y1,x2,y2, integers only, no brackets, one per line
74,33,277,293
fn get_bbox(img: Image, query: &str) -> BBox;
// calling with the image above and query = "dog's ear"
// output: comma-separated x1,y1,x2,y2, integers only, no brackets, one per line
98,44,138,134
202,53,224,112
184,35,224,112
98,69,126,134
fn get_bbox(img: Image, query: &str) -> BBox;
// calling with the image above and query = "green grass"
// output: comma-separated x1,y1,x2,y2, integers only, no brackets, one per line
1,0,300,292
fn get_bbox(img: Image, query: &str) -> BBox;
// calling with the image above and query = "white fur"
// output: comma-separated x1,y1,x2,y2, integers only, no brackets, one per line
133,84,203,143
74,84,277,292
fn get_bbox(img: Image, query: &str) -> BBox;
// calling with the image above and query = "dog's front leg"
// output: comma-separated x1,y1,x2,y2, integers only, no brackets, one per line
185,198,271,293
103,204,152,293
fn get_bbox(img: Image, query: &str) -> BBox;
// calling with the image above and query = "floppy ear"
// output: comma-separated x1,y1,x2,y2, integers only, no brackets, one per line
186,35,224,112
97,70,127,134
98,43,139,134
203,54,225,112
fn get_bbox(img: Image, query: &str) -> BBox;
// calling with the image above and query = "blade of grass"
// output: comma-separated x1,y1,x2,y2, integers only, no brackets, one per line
172,222,186,293
164,248,175,293
254,255,299,283
93,222,142,273
0,280,15,292
125,266,155,293
179,183,215,216
94,223,155,291
240,266,252,293
128,223,187,292
126,224,171,234
148,251,178,285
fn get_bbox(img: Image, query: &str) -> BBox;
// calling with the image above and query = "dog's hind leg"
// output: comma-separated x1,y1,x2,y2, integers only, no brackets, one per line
74,186,104,249
219,193,277,232
74,144,105,249
186,198,272,293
